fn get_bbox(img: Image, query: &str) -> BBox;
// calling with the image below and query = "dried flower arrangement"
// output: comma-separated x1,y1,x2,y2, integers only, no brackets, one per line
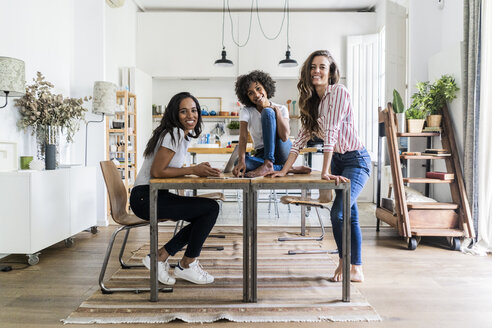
15,72,91,144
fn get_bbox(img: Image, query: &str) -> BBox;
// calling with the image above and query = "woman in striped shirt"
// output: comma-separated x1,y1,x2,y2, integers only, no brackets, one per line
270,50,371,282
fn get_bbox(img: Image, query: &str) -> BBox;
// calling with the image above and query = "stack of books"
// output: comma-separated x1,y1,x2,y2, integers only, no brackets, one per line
425,171,455,180
422,148,451,156
423,126,442,132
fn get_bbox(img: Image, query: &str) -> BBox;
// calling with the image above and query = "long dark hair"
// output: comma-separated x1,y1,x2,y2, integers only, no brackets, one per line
143,92,202,158
297,50,340,137
235,70,276,107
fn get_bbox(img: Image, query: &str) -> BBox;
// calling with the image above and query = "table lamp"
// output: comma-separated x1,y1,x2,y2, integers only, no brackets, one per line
85,81,116,166
0,56,25,109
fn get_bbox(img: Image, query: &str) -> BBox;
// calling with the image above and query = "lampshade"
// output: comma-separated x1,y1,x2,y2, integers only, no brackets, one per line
92,81,116,115
0,56,25,96
214,49,234,67
278,49,298,67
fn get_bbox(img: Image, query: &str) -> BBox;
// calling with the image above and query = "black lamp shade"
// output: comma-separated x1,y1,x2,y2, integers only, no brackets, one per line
278,50,298,67
214,50,233,67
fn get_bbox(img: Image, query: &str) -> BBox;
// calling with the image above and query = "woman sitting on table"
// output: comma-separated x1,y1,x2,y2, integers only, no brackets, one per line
269,50,371,283
233,70,310,177
130,92,220,285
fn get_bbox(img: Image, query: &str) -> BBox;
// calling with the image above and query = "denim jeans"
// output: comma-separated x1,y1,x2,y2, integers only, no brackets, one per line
245,107,292,172
330,148,371,265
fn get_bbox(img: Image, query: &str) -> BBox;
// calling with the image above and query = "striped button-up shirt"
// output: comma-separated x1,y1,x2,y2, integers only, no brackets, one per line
291,84,364,155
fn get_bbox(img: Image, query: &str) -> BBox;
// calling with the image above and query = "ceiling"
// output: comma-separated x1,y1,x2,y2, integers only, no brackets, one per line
133,0,379,12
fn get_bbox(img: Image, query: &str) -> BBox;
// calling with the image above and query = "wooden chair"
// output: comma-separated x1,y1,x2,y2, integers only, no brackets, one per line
99,160,173,294
279,189,337,255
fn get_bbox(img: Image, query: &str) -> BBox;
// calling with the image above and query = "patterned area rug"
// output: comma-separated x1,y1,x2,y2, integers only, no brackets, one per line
64,229,380,323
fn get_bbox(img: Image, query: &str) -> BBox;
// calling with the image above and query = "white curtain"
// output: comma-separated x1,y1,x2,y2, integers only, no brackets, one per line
478,0,492,251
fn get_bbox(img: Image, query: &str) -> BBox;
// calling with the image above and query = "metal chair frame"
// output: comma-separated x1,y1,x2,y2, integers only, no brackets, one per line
278,189,337,255
99,160,173,295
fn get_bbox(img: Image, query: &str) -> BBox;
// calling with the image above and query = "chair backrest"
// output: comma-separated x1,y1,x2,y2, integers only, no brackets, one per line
100,160,129,224
318,189,334,204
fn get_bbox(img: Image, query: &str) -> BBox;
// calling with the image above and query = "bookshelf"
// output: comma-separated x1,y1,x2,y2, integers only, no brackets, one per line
106,91,137,210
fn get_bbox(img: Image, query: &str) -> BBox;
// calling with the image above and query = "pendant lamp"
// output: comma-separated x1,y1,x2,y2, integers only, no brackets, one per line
214,0,233,67
278,0,297,67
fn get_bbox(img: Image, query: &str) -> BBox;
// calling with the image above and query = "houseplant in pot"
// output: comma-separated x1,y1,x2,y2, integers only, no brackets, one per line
392,89,406,133
15,72,90,169
405,107,426,133
227,120,240,135
409,75,459,128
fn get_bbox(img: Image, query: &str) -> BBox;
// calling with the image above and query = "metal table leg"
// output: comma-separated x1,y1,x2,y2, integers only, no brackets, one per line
342,183,351,302
242,186,250,302
251,188,258,302
149,184,159,302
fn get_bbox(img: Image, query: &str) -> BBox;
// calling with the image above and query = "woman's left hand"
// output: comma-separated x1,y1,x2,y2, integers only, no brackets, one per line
321,173,349,185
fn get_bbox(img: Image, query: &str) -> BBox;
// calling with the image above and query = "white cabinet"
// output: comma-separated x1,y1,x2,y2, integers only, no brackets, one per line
137,12,238,78
137,11,376,80
237,12,377,79
0,167,97,262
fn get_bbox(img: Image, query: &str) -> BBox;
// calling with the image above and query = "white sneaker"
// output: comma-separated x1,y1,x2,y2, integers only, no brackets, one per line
174,259,214,284
142,255,176,285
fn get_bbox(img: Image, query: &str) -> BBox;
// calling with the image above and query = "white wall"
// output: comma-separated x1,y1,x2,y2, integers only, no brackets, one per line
0,0,140,226
0,0,73,157
408,0,464,195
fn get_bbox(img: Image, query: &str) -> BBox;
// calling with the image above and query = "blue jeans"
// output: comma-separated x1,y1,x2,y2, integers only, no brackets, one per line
330,148,371,265
245,107,292,172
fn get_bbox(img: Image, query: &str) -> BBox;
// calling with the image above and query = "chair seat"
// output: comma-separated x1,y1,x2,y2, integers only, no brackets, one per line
280,195,329,208
198,192,225,202
116,213,169,226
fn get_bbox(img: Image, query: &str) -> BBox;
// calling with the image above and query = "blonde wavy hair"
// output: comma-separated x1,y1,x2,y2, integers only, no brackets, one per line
297,50,340,137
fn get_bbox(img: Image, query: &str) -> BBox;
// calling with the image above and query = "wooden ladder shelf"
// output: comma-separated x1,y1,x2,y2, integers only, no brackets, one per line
375,104,475,250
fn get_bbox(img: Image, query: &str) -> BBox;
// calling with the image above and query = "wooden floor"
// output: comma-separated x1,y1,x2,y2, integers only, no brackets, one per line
0,225,491,328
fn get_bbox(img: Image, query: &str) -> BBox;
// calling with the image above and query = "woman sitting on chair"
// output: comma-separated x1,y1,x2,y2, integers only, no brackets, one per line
233,70,310,177
130,92,220,285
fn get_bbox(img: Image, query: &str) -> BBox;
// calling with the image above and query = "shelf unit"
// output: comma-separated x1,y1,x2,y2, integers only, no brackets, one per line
106,91,137,209
375,104,474,250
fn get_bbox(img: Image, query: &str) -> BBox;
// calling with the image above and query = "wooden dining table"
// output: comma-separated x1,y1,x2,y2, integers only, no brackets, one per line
148,171,351,303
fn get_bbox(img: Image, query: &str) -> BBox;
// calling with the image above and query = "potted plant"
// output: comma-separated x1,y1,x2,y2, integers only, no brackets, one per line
227,120,240,135
15,72,91,166
392,89,406,133
409,75,459,127
405,107,426,133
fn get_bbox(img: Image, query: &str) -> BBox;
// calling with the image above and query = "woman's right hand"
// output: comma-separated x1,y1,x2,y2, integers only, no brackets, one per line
233,160,246,177
192,162,221,177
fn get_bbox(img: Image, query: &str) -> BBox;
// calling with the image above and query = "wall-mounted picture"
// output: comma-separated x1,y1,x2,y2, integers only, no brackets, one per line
0,141,18,171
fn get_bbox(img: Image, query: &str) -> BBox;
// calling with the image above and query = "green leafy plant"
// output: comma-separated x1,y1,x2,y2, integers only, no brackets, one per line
392,89,405,113
405,107,426,120
408,74,459,116
227,120,240,129
15,72,91,143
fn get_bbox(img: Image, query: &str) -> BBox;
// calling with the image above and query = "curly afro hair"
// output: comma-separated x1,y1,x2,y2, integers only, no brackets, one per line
235,70,276,108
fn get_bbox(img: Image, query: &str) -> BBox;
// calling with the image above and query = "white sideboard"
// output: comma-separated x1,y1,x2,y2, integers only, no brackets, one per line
0,167,97,264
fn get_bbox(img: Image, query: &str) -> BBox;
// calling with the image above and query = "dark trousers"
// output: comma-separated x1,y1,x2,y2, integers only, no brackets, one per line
130,185,219,258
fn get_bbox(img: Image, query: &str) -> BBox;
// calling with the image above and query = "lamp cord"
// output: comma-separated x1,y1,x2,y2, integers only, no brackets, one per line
255,0,287,41
286,0,291,49
85,114,105,166
221,0,226,48
228,0,254,47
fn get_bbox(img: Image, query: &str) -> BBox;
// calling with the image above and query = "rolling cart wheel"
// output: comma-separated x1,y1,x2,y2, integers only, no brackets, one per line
408,237,417,250
27,254,39,266
64,237,74,248
90,226,98,234
450,237,461,251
